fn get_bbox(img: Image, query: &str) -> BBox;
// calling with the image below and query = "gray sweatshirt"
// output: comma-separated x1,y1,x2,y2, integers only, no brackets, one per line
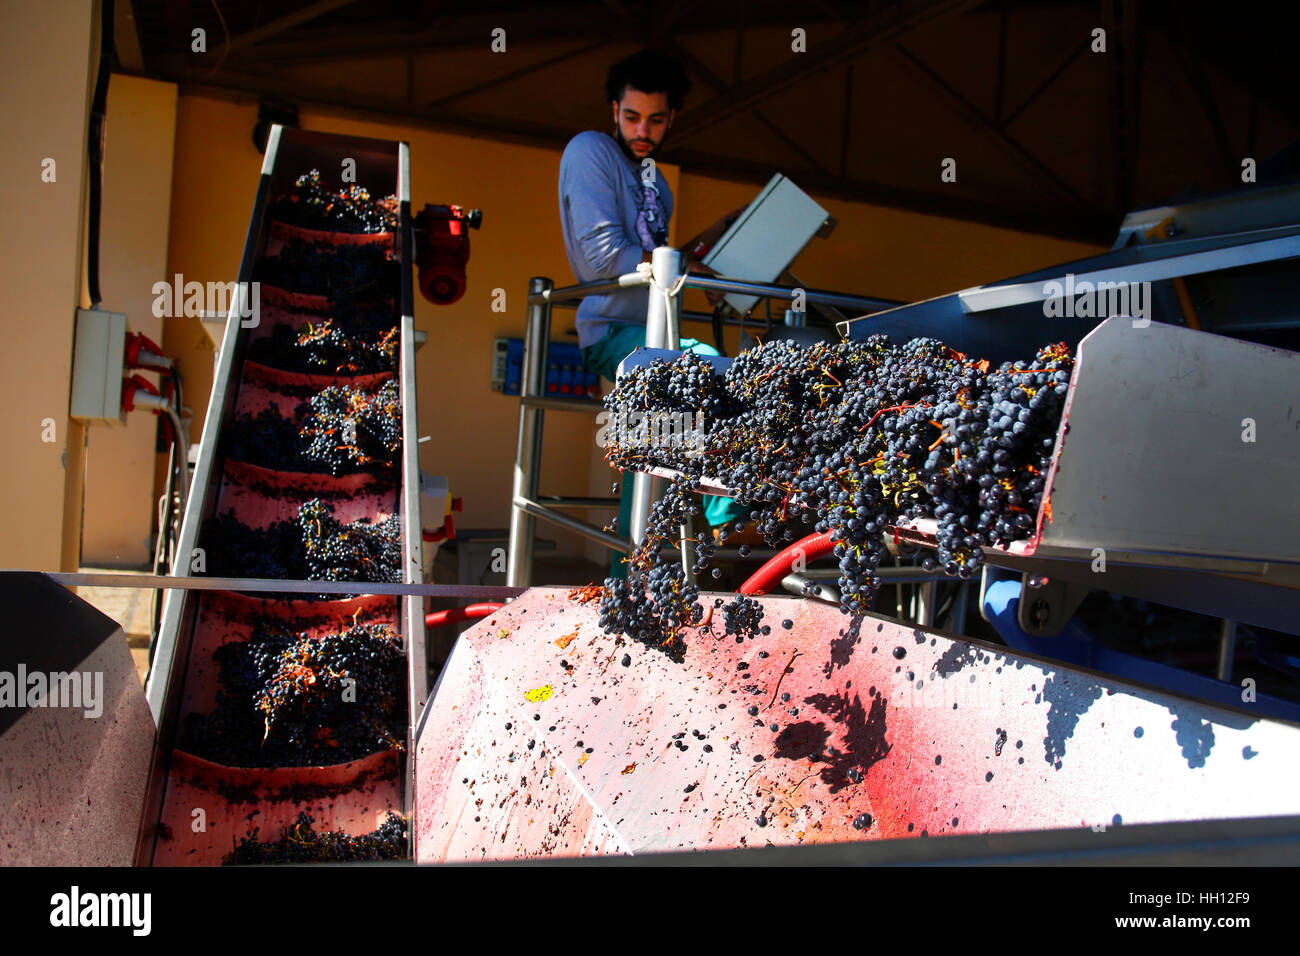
558,131,674,347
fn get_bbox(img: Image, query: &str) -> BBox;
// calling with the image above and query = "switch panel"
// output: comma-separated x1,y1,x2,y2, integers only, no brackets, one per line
69,308,127,426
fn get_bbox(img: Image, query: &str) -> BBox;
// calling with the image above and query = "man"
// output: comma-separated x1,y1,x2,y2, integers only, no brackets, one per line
558,48,744,562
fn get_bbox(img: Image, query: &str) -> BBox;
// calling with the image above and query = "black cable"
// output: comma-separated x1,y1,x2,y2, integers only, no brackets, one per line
86,0,116,307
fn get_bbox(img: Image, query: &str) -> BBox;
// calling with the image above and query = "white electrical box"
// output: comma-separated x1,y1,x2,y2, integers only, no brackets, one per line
702,174,831,315
69,307,127,426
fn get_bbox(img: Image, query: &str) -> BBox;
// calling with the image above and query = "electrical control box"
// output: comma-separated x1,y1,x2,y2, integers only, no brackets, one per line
702,174,832,315
69,307,127,426
492,337,600,398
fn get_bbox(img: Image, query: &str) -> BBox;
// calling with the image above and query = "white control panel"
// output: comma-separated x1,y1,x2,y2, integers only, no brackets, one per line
702,174,831,315
69,307,127,426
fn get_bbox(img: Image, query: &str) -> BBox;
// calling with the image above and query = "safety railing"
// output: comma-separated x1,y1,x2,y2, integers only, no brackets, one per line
505,246,898,587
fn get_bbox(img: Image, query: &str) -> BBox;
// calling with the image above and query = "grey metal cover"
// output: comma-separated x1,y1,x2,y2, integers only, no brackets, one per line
702,174,830,315
1039,317,1300,567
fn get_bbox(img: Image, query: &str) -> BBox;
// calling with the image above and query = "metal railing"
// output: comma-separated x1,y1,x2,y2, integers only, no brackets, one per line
505,247,897,588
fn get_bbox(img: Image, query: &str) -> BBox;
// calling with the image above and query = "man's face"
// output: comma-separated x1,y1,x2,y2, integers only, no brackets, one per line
611,87,674,162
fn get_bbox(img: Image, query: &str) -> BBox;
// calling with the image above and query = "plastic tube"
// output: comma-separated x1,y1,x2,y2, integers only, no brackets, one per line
425,602,504,628
738,531,836,596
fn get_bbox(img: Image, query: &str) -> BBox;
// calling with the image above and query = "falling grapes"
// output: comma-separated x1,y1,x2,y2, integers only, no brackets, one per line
298,498,401,583
596,336,1073,647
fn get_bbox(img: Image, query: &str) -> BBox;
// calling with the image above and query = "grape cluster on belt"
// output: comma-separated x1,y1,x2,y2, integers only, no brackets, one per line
269,169,399,234
202,499,401,587
247,304,398,375
256,238,399,300
182,621,407,767
598,337,1073,646
300,380,402,475
226,380,401,476
224,811,407,864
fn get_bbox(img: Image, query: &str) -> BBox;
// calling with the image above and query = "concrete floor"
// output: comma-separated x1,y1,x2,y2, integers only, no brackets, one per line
75,567,155,685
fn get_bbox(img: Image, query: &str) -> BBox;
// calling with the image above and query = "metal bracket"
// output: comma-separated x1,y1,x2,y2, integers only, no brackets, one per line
1016,573,1091,637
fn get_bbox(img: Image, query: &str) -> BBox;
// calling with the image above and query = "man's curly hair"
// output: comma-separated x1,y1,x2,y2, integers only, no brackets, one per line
605,48,691,110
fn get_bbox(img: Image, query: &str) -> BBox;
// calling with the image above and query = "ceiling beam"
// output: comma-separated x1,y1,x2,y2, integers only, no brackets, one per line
226,0,362,54
667,0,987,143
665,40,834,178
425,39,609,108
664,147,1115,244
1114,0,1143,214
999,35,1088,129
649,0,710,44
1169,39,1235,184
889,44,1092,210
221,8,840,65
159,66,1115,245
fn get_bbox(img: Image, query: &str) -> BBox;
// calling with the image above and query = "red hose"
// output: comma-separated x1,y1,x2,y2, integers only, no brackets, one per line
425,602,503,628
738,531,836,596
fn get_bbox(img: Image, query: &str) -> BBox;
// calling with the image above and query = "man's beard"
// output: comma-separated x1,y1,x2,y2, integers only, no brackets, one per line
613,125,664,163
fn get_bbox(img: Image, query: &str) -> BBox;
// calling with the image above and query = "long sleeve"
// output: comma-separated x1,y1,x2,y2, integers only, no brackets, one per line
559,133,644,279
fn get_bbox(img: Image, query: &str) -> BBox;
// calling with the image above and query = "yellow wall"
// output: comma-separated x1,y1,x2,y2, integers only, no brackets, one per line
0,0,98,571
81,74,178,567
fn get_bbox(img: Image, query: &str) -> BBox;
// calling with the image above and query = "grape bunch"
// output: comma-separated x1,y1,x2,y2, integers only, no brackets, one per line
270,169,399,234
226,382,401,476
201,499,401,588
256,239,399,300
597,477,704,661
299,380,402,475
182,621,407,767
598,335,1073,644
299,498,401,583
247,304,398,375
224,811,407,864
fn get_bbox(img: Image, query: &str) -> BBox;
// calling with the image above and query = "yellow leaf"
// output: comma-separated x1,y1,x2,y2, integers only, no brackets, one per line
524,684,553,703
555,632,577,649
497,628,510,639
577,753,589,767
622,762,636,775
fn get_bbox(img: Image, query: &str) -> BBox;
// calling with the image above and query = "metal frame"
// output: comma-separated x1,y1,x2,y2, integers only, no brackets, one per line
504,250,894,587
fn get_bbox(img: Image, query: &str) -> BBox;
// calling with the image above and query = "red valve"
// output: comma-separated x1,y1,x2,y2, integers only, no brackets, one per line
414,204,481,306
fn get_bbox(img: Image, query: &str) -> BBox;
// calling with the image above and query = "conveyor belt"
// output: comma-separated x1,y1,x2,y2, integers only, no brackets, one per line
137,127,425,865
